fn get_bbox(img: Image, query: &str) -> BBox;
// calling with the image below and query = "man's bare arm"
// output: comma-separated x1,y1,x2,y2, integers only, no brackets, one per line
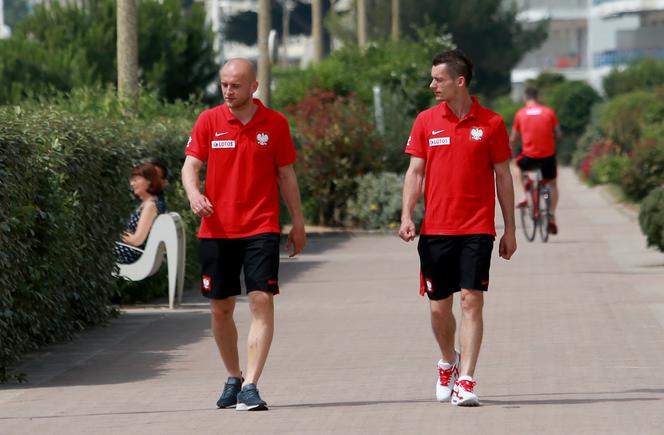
182,155,213,217
277,164,306,257
399,156,425,242
494,160,517,259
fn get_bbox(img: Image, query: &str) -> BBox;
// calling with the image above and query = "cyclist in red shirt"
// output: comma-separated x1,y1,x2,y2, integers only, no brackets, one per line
181,58,306,411
510,87,562,234
399,50,517,407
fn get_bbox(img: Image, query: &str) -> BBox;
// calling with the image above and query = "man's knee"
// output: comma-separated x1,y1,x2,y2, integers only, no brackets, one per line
211,298,235,319
460,290,484,316
430,296,453,320
248,291,274,317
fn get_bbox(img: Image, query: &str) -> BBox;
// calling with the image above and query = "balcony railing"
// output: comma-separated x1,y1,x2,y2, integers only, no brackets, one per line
592,0,664,17
594,47,664,66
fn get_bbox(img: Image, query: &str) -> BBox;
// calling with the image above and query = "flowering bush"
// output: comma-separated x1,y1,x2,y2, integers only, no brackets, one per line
579,142,614,180
287,90,383,226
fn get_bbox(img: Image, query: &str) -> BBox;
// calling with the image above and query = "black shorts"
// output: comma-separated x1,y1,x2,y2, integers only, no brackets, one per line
199,233,281,300
417,235,494,300
516,154,557,180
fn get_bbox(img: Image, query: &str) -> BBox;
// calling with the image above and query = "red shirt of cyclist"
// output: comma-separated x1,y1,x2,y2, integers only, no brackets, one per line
513,103,559,158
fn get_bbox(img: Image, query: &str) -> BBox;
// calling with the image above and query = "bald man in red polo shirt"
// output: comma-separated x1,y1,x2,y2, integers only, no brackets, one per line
182,58,306,411
511,86,562,234
399,49,517,407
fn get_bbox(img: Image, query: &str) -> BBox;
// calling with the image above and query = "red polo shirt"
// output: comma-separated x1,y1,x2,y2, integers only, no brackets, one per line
513,103,559,158
185,99,296,238
405,97,511,236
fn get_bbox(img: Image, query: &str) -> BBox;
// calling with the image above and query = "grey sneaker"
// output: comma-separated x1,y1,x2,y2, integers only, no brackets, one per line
236,383,268,411
216,377,242,408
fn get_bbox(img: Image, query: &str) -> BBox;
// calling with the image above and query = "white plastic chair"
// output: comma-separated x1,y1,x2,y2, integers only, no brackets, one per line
116,212,186,309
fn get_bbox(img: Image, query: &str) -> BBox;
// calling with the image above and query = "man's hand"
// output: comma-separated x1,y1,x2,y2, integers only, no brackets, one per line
189,192,214,217
286,224,306,257
398,219,417,242
499,231,517,260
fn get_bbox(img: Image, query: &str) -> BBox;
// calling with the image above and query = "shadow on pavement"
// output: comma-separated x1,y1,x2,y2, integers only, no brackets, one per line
2,233,355,390
2,310,210,389
482,388,664,407
483,397,659,406
273,398,433,409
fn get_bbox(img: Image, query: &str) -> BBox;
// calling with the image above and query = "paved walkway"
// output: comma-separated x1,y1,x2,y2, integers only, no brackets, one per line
1,168,664,434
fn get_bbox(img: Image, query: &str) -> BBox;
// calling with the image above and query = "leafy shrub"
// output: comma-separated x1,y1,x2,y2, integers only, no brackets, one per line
287,90,383,226
599,91,664,153
273,29,452,113
0,107,132,381
1,0,217,104
526,72,565,94
572,104,605,169
579,142,615,181
590,155,629,185
0,90,205,381
639,187,664,252
273,29,453,174
603,58,664,98
346,172,424,230
620,139,664,201
490,95,521,134
543,80,601,163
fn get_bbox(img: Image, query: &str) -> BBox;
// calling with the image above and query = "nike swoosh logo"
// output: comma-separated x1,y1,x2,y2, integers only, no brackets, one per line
432,129,445,135
215,132,229,137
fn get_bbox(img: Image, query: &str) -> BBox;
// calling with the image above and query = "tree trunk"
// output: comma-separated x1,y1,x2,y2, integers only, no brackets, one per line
311,0,323,64
391,0,400,41
357,0,366,49
258,0,271,105
280,0,291,67
117,0,138,104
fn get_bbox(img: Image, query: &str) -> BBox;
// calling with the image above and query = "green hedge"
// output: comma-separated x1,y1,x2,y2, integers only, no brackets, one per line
639,187,664,252
603,59,664,99
599,91,664,153
620,139,664,201
0,107,132,381
0,91,203,381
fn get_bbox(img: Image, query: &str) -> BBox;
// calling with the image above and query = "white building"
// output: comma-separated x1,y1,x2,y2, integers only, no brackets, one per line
511,0,664,95
204,0,313,66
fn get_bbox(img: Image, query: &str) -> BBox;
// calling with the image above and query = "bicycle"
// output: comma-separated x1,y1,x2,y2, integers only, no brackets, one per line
518,169,552,243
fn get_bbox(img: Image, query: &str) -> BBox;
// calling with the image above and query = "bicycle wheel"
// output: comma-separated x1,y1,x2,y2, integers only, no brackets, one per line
520,187,537,242
539,185,551,242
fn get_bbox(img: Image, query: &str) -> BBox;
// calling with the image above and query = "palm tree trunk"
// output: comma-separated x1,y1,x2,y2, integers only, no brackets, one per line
357,0,366,49
281,0,291,67
311,0,323,64
117,0,138,104
391,0,400,41
258,0,271,105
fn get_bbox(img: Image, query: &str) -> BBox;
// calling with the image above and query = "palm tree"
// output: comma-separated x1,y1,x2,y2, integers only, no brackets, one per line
391,0,400,41
357,0,366,49
311,0,323,64
258,0,271,105
280,0,292,67
117,0,138,104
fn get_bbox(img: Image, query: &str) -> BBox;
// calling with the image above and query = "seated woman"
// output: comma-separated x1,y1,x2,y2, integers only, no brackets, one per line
114,162,166,264
150,158,169,213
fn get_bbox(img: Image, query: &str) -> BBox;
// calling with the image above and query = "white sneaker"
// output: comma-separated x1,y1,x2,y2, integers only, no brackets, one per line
451,375,479,406
435,353,459,401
